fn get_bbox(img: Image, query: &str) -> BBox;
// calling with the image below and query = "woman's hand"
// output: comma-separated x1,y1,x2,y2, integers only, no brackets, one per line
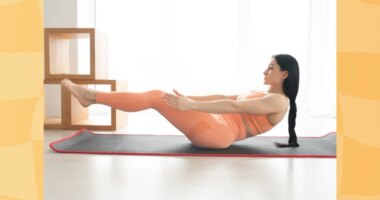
162,89,194,111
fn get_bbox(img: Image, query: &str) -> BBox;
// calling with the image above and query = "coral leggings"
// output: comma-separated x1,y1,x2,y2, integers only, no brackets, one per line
96,90,247,149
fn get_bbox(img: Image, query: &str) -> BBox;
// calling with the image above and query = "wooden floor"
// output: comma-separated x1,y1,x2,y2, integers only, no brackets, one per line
44,115,336,200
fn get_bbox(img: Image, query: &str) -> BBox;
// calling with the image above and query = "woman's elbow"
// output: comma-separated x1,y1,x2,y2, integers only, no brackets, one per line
230,101,241,114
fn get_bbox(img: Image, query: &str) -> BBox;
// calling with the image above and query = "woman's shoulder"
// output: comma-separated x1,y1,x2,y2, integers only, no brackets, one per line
250,90,288,98
250,89,267,94
242,90,287,102
250,90,289,107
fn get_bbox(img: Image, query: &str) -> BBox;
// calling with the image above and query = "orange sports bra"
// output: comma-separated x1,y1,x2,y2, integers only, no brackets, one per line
237,91,274,136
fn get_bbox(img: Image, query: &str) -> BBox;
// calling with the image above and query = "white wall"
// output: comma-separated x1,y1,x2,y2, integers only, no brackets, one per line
44,0,95,28
44,0,77,28
77,0,96,28
44,85,61,117
96,0,336,116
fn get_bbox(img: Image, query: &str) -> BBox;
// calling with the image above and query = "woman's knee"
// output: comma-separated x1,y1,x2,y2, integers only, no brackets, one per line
147,89,165,97
146,90,165,107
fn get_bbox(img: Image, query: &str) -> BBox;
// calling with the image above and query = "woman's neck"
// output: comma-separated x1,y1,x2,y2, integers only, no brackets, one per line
267,85,285,95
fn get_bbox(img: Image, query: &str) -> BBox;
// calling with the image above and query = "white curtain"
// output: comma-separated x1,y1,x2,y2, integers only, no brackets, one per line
95,0,336,121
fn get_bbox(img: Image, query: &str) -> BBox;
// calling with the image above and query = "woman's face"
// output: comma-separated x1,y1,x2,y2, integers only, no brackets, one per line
263,58,288,85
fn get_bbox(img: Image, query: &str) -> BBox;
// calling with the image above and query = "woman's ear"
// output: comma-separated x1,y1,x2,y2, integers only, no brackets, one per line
282,71,288,79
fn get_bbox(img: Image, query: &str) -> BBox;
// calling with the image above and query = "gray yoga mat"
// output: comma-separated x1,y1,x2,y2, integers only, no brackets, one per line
50,129,336,158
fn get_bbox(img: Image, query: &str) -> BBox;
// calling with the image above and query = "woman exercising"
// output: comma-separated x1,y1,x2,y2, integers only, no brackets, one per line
62,54,300,149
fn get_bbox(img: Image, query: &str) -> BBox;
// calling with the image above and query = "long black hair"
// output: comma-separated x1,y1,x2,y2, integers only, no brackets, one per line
273,54,300,148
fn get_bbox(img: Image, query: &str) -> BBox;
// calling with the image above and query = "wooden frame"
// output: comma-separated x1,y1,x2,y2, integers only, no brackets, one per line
44,28,96,80
64,79,128,130
44,80,67,129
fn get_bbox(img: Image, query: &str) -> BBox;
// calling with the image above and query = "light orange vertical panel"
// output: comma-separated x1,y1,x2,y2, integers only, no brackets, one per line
0,0,44,199
337,0,380,199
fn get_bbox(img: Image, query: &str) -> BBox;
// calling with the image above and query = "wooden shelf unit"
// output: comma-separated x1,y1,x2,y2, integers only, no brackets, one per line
44,28,108,80
44,28,127,131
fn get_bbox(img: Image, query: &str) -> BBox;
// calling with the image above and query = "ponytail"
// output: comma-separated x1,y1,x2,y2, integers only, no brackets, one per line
272,54,300,148
287,99,299,146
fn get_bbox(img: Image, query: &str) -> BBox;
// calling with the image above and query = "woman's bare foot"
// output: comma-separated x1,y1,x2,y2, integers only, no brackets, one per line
61,78,97,107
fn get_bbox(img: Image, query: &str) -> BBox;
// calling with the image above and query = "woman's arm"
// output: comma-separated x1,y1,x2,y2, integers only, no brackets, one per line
189,96,284,115
187,94,238,101
162,89,286,115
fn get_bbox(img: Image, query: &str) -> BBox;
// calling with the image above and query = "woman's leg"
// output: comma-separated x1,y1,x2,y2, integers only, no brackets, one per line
62,79,236,149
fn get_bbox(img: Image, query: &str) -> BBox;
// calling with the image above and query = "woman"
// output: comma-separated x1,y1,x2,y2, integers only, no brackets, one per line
62,54,300,149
